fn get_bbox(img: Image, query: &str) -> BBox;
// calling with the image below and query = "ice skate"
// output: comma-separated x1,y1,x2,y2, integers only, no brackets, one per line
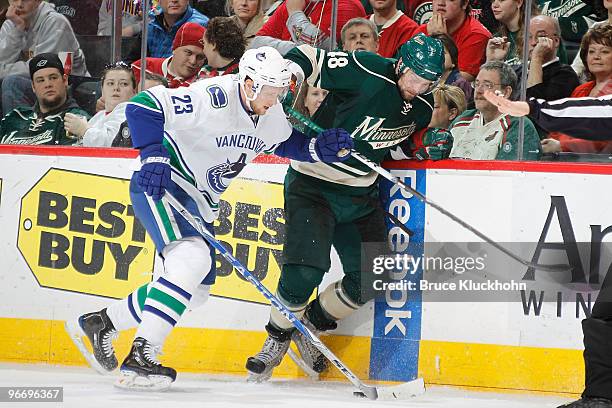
115,337,176,391
65,308,118,374
245,325,291,383
291,317,329,375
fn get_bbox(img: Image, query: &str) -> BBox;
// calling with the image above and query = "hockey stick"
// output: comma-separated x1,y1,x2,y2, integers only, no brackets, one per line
284,106,572,273
163,192,425,401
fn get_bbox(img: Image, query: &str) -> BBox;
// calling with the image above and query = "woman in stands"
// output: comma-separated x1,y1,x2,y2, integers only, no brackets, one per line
432,34,474,103
541,25,612,154
227,0,265,46
490,0,539,65
64,62,137,147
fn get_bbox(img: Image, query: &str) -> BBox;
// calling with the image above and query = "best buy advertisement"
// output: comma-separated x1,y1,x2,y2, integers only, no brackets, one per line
212,178,285,305
18,168,155,299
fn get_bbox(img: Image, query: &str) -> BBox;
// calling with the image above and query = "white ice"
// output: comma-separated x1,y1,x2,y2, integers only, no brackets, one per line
0,363,573,408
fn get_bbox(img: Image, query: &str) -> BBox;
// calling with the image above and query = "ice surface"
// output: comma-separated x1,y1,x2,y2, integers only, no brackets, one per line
0,363,572,408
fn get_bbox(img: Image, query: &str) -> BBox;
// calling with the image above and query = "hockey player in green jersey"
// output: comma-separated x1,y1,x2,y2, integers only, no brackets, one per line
246,33,452,381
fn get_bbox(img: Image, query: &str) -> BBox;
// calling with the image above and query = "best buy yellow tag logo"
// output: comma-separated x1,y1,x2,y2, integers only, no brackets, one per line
18,168,155,298
213,178,285,305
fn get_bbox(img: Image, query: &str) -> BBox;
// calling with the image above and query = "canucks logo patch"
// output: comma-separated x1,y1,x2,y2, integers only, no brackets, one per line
206,153,247,194
207,85,228,108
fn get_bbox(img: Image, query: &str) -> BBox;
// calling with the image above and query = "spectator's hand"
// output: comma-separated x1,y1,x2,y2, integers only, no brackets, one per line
532,37,554,62
486,37,510,62
412,128,453,160
541,138,562,153
137,144,171,201
64,113,89,138
96,96,105,113
286,0,306,14
313,128,354,162
427,13,447,35
483,90,530,116
6,5,27,31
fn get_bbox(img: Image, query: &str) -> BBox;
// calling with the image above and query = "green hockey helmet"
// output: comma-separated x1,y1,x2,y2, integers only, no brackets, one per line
396,33,445,82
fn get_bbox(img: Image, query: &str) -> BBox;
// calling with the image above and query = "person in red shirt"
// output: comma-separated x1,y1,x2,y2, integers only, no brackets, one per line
198,16,245,78
131,22,206,88
415,0,491,80
253,0,366,51
369,0,418,57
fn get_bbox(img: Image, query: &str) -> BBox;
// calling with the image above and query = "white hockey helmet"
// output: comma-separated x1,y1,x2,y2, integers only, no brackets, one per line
238,46,292,102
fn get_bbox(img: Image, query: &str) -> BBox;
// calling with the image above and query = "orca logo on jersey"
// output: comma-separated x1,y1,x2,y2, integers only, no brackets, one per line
17,169,155,299
206,153,248,194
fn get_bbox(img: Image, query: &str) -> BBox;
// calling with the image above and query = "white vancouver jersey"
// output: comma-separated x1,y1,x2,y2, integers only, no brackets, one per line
130,74,293,222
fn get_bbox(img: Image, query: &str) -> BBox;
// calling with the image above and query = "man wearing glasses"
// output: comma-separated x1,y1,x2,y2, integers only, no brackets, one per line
448,60,541,160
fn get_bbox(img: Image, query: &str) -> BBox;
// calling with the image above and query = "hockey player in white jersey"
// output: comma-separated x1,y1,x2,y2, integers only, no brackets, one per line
65,46,353,391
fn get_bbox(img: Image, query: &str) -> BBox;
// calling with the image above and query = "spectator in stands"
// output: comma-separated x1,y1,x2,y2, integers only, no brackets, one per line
368,0,418,57
490,0,539,66
50,0,101,35
525,16,579,99
341,17,379,52
64,62,136,147
147,0,209,58
98,0,143,36
572,0,611,81
487,15,579,102
541,25,612,153
227,0,265,46
132,22,206,88
198,16,245,78
449,60,541,160
294,83,328,116
407,0,498,33
0,0,88,78
0,53,90,145
415,0,491,81
251,0,366,51
432,33,473,101
112,72,168,147
0,0,89,116
429,84,466,128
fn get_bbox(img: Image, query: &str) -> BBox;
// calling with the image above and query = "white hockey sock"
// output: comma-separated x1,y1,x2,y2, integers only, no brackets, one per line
106,283,152,331
135,237,212,346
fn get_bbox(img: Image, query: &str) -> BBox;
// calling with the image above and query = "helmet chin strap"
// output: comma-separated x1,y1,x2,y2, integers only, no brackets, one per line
240,82,258,112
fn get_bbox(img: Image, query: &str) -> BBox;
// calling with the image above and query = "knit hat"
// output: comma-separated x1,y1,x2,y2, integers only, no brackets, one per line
172,22,206,51
29,53,64,79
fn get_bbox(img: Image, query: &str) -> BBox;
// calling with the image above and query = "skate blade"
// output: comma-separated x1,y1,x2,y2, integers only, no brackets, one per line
287,348,320,380
114,370,174,392
64,320,111,376
246,369,273,383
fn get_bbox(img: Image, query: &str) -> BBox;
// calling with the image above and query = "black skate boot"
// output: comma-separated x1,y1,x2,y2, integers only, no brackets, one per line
246,324,291,382
65,308,118,374
116,337,177,391
558,398,612,408
291,302,337,374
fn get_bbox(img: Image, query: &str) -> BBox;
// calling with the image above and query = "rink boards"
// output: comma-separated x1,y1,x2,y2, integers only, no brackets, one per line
1,146,611,395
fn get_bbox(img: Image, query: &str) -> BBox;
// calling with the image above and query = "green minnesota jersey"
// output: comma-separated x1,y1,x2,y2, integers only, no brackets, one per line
286,45,434,188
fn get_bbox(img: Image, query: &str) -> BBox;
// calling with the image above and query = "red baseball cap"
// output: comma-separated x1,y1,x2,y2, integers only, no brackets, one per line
172,22,206,51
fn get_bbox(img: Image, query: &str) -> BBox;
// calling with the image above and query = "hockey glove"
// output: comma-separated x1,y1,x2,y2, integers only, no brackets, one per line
137,144,171,201
312,128,354,162
411,128,453,161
